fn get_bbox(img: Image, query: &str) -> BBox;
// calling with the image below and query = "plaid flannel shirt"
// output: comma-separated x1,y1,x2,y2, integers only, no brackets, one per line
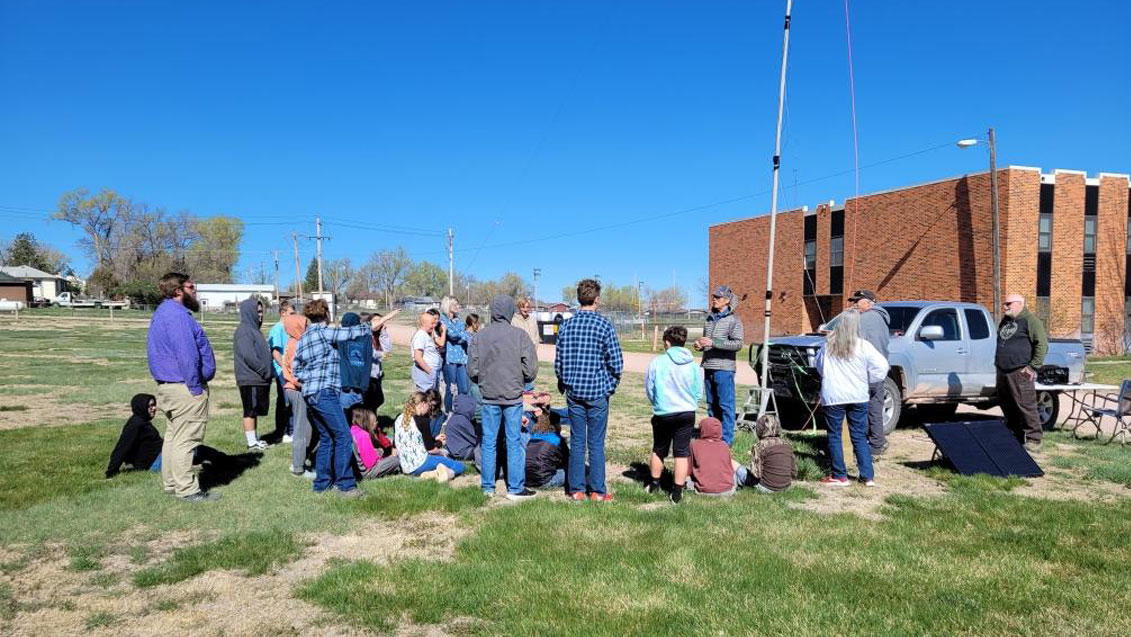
293,323,372,398
554,310,623,402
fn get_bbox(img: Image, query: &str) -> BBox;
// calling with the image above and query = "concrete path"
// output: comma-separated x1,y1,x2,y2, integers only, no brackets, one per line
385,322,760,384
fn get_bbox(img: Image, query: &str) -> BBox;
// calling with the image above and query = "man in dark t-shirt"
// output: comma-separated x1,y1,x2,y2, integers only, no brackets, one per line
994,294,1049,451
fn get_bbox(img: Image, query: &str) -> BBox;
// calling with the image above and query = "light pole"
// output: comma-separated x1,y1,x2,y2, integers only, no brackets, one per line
533,268,541,309
957,127,1001,321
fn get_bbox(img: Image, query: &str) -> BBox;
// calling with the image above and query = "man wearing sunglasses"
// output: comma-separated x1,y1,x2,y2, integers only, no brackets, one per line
994,294,1048,452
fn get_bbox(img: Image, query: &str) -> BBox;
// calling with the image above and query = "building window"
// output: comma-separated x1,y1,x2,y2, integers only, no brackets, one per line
830,237,844,267
1039,182,1055,216
804,241,816,269
829,267,843,294
1037,253,1052,297
1085,184,1099,217
830,210,845,295
1038,214,1053,252
1082,297,1095,336
803,240,816,296
1084,217,1097,254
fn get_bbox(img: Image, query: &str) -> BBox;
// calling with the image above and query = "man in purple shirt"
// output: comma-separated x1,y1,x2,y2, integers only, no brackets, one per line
147,272,219,502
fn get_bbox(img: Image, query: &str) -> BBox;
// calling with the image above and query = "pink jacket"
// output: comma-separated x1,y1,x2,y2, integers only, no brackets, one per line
350,425,379,471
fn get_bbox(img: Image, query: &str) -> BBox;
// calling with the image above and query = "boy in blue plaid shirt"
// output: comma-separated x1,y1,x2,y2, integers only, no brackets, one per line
555,278,624,501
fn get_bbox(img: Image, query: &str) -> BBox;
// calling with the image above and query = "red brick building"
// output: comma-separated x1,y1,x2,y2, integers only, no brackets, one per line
708,167,1131,354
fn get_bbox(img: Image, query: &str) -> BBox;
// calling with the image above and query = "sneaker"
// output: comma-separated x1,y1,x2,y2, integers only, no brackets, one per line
568,492,588,502
433,465,454,484
820,476,851,487
589,492,614,502
336,488,365,499
643,480,659,494
482,490,495,498
247,440,269,451
863,479,876,487
282,434,294,444
179,491,221,502
506,489,537,501
419,469,439,481
1023,441,1042,453
669,487,684,504
291,468,316,479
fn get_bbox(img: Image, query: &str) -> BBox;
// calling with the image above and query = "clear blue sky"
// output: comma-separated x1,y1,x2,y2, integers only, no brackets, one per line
2,0,1128,304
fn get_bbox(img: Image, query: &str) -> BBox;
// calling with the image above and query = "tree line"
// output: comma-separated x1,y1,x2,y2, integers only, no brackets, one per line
52,188,244,303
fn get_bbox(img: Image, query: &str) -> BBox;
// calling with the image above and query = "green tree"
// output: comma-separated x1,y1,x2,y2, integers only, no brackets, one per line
1,232,70,274
188,216,244,283
304,257,320,293
403,261,447,298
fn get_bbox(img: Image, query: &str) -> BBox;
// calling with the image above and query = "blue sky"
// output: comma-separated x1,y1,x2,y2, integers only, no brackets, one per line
2,0,1128,303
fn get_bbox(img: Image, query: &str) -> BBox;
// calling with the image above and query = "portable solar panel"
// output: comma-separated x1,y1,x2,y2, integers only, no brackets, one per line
923,420,1043,478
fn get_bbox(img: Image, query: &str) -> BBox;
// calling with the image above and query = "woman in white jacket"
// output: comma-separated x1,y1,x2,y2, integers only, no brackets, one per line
814,309,888,487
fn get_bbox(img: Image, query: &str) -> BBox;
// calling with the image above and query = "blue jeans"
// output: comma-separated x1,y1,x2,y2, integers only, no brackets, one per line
430,413,446,438
567,396,609,495
306,388,358,493
822,402,874,481
410,454,467,477
480,403,525,494
442,363,469,412
274,375,292,436
704,369,737,446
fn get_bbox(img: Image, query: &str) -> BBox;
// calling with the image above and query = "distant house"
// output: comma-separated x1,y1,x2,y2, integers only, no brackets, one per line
195,284,275,310
0,265,72,302
545,302,571,314
0,271,33,303
397,296,439,313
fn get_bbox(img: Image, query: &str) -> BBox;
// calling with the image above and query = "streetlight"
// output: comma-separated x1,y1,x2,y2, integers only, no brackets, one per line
957,127,1001,320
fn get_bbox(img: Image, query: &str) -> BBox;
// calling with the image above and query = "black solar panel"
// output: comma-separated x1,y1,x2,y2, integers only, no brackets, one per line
924,420,1043,478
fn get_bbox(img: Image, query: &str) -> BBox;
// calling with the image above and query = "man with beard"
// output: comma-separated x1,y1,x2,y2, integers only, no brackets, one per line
147,272,219,502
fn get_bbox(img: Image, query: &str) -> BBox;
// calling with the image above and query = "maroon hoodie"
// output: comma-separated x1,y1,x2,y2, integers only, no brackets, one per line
690,417,735,494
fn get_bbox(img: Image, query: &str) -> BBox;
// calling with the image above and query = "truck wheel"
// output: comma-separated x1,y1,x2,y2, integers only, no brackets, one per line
916,403,958,424
882,377,902,435
1036,391,1060,431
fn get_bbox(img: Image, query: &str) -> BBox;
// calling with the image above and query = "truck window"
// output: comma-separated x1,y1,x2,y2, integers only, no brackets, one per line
880,306,921,337
921,309,961,341
964,309,991,340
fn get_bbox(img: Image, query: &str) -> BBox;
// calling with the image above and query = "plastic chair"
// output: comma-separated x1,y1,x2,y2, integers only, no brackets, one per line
1087,379,1131,445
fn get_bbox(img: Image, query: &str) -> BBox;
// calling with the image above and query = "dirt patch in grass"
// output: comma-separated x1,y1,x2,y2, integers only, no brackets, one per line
0,392,121,431
1,514,467,636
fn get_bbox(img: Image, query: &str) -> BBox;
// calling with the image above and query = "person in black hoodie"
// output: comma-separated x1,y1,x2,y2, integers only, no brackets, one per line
106,394,164,477
108,393,224,478
234,297,274,450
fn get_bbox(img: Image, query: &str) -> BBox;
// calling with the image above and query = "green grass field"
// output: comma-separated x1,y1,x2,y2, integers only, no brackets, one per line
1,316,1131,635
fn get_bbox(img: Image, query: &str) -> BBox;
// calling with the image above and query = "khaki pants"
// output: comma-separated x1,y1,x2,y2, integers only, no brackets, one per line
156,383,210,497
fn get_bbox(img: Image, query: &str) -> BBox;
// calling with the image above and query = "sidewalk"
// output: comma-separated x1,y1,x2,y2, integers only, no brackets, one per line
385,322,759,384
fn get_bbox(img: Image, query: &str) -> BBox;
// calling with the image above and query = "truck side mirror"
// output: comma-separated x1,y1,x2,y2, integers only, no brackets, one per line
918,325,944,341
817,323,829,333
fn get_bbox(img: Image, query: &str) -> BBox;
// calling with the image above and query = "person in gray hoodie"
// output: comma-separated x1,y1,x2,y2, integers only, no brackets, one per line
468,295,538,500
234,297,274,450
848,290,891,458
695,285,745,446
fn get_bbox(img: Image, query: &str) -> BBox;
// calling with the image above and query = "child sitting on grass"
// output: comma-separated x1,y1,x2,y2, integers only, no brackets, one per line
350,407,401,479
688,417,748,500
526,412,569,490
107,393,221,478
749,414,796,493
395,392,466,483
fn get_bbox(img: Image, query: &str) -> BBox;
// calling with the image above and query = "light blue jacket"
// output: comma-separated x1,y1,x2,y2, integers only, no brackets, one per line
645,346,703,416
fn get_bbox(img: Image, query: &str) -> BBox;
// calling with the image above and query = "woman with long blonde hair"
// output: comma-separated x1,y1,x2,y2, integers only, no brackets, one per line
814,309,888,487
394,392,466,483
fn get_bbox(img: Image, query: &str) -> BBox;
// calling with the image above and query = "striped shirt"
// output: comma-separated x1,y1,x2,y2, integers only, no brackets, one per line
554,309,624,401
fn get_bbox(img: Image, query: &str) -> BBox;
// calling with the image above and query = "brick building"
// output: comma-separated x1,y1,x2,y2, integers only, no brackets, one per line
708,167,1131,355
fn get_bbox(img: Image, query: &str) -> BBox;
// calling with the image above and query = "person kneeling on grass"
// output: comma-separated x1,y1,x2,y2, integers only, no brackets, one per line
687,417,749,500
395,392,466,483
444,394,481,470
107,393,222,478
525,412,569,490
749,414,796,493
643,325,703,503
350,407,401,479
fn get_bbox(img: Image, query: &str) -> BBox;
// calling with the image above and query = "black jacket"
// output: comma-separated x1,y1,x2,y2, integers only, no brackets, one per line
106,394,163,477
525,435,568,488
233,298,274,386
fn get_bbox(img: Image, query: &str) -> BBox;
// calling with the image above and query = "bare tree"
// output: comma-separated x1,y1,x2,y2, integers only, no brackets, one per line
648,286,688,314
371,247,412,308
324,257,353,299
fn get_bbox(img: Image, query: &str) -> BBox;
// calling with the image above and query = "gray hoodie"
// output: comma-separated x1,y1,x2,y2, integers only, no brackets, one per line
858,305,890,360
468,295,538,405
233,298,274,386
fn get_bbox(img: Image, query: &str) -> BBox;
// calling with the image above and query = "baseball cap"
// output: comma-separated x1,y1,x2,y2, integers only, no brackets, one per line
848,289,876,302
712,285,734,299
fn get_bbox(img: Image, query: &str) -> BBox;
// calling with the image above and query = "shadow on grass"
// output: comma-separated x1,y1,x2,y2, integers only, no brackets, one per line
197,450,262,492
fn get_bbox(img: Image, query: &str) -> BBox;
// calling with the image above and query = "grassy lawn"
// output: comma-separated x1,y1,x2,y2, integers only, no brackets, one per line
1,316,1131,634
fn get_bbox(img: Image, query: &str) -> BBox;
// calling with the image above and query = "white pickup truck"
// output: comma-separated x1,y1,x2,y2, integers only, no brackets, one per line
754,301,1087,433
54,292,130,310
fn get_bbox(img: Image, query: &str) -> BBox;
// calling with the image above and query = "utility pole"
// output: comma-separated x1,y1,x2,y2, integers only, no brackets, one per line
315,216,324,296
533,268,541,308
273,250,280,302
988,127,1001,322
448,227,454,297
291,232,303,300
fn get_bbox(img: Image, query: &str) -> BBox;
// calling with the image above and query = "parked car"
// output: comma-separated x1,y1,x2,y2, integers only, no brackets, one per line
54,292,130,309
753,301,1086,433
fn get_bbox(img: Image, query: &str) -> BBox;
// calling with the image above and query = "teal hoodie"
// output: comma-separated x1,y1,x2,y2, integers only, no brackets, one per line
645,346,703,415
